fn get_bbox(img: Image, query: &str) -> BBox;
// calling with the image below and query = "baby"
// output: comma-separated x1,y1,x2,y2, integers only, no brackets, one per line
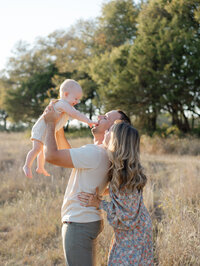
23,79,96,178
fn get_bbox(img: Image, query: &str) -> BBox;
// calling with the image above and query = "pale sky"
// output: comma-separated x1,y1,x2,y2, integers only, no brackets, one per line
0,0,107,70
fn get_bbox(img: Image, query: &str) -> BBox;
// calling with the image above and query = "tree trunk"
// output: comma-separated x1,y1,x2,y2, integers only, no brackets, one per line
149,107,157,131
191,115,194,130
171,110,190,133
3,116,7,131
89,102,93,120
147,113,157,131
181,111,190,133
64,121,69,132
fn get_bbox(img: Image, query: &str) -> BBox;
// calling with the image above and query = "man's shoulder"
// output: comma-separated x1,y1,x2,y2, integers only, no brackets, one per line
71,144,107,160
70,144,107,169
80,144,105,152
82,144,108,162
70,144,98,153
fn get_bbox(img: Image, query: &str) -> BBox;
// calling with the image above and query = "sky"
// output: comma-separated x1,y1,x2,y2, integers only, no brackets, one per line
0,0,108,70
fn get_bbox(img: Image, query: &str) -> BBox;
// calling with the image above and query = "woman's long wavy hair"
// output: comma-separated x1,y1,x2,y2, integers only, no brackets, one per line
107,121,147,193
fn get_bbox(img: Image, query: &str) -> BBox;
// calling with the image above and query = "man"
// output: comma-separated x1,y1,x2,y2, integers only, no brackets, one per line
44,106,130,266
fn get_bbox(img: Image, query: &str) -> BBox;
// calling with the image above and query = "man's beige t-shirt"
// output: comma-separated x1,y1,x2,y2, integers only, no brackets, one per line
61,144,109,223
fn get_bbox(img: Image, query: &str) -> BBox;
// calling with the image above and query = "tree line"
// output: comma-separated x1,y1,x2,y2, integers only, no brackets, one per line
0,0,200,134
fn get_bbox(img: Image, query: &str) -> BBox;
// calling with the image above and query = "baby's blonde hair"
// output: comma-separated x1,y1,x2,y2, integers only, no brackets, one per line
60,79,82,98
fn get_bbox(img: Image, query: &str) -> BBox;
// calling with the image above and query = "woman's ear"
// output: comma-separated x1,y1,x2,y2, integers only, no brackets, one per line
64,91,69,97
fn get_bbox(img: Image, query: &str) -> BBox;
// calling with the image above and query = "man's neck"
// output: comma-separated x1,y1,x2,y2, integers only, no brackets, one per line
93,134,104,145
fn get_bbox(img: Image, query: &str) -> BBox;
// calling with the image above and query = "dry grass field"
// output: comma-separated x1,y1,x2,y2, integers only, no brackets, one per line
0,132,200,266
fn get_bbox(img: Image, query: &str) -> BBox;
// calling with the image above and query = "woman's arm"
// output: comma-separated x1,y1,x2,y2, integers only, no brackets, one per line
78,187,111,214
78,188,101,209
103,187,109,196
78,188,118,228
78,192,111,214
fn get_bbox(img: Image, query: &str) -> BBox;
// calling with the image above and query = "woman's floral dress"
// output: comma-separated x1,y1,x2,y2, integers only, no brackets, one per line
100,187,153,266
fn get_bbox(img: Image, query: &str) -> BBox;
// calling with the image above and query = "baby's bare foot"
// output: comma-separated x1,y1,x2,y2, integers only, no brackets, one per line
36,168,50,176
23,165,33,178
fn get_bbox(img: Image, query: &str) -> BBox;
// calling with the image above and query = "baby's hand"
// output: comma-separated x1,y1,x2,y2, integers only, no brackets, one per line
88,121,98,128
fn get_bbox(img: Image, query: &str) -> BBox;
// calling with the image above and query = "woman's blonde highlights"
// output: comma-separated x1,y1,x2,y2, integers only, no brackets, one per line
107,121,147,193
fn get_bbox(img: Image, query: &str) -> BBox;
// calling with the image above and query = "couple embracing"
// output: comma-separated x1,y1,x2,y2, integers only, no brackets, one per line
44,105,153,266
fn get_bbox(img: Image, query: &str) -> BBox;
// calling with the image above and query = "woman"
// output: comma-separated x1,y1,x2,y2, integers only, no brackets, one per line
78,121,153,265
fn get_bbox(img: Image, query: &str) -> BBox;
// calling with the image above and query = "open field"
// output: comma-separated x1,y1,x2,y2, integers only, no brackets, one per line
0,132,200,265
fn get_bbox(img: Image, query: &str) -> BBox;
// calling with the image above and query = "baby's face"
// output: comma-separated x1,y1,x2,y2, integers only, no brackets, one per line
66,90,82,106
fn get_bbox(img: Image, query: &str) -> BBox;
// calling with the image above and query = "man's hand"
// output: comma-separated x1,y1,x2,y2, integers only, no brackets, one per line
43,103,63,125
44,103,74,168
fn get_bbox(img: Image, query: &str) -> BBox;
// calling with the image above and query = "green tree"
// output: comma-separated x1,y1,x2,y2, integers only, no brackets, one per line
89,44,133,115
127,0,200,132
94,0,138,52
0,75,10,130
4,63,57,123
2,23,100,123
89,0,200,132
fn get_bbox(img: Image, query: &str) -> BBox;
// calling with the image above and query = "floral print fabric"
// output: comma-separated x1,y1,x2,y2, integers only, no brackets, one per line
100,187,153,265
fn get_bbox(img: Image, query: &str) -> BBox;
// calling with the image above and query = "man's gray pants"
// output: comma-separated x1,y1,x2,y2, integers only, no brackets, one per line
62,220,103,266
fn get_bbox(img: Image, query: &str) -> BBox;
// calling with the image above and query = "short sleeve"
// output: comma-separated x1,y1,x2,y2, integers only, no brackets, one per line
69,144,100,169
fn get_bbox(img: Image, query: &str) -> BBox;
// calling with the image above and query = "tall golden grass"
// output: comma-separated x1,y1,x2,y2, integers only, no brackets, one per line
0,132,199,265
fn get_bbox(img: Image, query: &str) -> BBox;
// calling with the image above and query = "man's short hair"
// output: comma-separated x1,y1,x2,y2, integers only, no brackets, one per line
117,110,131,124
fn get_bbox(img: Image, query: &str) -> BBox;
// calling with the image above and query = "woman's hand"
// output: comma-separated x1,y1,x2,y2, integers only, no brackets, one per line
78,187,101,209
103,187,109,196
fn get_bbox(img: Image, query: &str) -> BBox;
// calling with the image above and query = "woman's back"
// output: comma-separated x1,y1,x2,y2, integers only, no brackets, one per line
106,187,152,231
101,187,153,265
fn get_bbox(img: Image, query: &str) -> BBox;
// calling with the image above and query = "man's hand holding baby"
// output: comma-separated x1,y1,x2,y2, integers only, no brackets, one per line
43,103,64,125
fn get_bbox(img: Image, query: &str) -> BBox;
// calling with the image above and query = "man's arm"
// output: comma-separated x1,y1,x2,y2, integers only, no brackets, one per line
56,127,71,149
44,107,74,168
